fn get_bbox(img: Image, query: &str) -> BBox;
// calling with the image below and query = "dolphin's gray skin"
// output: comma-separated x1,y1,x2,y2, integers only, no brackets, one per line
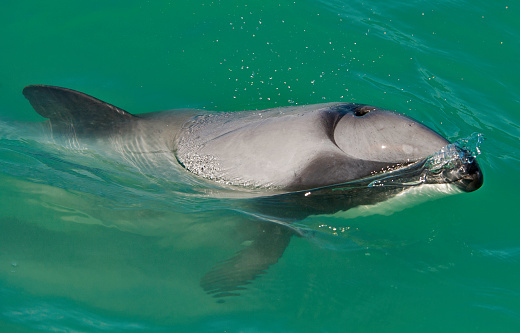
21,85,483,298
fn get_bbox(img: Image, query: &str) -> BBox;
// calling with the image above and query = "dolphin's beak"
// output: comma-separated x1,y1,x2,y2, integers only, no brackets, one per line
451,160,484,192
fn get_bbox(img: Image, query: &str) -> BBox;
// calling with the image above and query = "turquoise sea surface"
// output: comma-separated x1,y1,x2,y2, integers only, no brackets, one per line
1,1,519,332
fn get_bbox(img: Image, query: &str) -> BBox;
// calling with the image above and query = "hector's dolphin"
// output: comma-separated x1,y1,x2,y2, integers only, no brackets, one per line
21,85,483,297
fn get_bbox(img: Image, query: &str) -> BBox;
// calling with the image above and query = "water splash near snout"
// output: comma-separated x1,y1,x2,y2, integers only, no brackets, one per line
368,133,484,188
425,132,484,172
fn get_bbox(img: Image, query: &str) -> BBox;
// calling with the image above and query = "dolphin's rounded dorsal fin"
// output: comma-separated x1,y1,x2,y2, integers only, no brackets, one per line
22,85,137,134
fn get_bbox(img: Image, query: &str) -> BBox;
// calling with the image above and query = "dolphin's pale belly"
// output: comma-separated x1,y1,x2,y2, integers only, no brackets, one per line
333,183,463,220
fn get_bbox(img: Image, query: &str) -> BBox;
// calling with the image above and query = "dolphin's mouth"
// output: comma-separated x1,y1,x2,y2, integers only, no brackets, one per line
345,133,485,192
449,160,483,192
421,133,484,192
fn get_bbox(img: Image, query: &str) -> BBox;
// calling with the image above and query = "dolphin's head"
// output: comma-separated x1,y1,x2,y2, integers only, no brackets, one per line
332,104,450,165
289,103,483,192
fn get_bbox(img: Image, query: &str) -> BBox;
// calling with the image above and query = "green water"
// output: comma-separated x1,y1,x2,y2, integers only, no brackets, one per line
1,1,519,332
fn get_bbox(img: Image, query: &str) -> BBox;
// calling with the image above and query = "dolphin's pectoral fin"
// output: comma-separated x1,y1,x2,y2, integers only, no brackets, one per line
22,85,137,135
200,222,293,299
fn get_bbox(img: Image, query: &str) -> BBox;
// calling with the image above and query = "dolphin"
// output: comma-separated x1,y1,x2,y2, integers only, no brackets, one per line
20,85,483,298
